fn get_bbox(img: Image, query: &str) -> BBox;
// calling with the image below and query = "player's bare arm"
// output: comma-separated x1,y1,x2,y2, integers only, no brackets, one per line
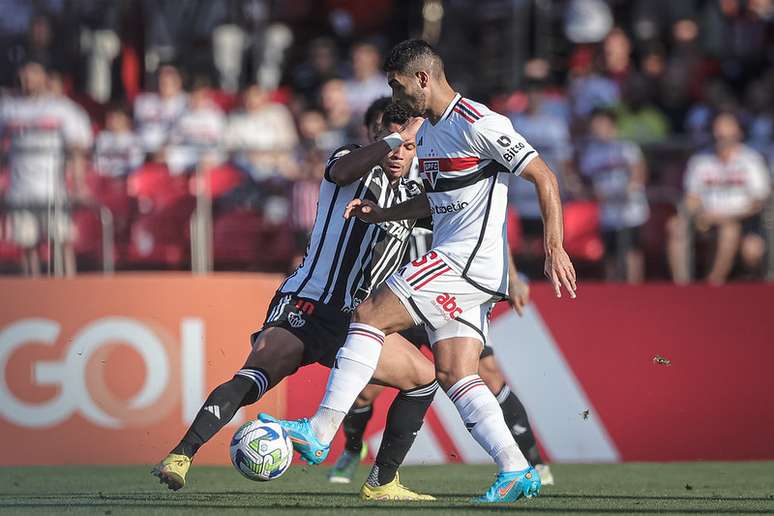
328,116,424,186
521,156,577,299
344,192,431,223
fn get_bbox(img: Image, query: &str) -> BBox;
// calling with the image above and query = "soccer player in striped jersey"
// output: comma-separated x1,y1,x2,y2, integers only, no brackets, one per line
266,40,576,504
152,100,439,500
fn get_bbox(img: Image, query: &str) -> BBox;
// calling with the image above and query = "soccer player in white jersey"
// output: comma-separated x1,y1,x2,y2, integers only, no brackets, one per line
264,40,576,504
0,59,92,276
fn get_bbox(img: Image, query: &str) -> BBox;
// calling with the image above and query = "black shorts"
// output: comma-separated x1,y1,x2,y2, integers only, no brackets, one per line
397,324,494,359
601,225,643,256
252,293,351,369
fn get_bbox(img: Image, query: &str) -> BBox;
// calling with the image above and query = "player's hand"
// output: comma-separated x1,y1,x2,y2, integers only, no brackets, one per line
344,198,384,223
508,276,530,317
398,117,424,143
545,247,577,299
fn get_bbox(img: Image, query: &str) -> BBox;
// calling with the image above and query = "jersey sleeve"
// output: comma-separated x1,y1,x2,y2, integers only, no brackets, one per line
683,155,703,195
471,113,538,175
745,151,771,201
323,143,360,182
62,103,93,149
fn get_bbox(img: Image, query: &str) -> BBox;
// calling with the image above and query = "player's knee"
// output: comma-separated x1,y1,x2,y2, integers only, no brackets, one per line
477,355,505,393
435,363,474,391
741,235,765,267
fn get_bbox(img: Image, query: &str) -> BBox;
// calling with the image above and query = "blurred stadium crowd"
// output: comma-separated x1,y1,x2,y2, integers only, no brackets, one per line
0,0,773,283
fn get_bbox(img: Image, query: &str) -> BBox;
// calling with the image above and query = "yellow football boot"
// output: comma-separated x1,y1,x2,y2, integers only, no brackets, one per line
360,473,436,501
151,453,192,491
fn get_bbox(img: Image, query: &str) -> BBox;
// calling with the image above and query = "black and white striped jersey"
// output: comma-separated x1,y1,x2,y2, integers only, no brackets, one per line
278,144,424,311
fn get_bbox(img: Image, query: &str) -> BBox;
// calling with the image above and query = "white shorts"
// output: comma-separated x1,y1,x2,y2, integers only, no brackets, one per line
386,249,495,346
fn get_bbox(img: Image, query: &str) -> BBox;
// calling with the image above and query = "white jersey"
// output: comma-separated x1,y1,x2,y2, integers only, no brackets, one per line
133,92,188,152
684,145,771,217
416,94,538,297
94,130,145,177
0,94,92,203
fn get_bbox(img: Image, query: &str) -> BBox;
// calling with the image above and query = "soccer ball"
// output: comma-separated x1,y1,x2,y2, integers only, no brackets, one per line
229,420,293,481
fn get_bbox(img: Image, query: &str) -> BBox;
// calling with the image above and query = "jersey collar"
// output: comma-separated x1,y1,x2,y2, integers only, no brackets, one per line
436,93,462,124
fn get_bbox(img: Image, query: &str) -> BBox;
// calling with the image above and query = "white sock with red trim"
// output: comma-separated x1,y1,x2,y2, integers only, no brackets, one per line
310,322,385,444
447,374,530,472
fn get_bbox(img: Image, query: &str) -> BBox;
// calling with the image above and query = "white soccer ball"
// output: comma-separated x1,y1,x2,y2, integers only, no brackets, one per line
229,420,293,481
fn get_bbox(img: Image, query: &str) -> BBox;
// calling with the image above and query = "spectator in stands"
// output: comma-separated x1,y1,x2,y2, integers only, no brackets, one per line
0,59,92,276
94,104,145,177
296,108,342,158
579,108,649,283
225,84,298,180
568,47,620,121
668,111,771,285
166,81,225,174
344,40,390,119
614,75,670,145
134,64,189,155
291,37,344,102
509,81,575,242
319,78,352,146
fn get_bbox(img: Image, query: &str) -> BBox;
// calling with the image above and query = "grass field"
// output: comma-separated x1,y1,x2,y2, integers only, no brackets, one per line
1,462,773,515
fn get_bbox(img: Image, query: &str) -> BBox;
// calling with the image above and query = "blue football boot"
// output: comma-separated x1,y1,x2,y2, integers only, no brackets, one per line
258,413,330,465
474,466,541,503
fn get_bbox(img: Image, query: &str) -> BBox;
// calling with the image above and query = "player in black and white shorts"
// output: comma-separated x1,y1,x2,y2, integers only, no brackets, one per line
152,99,439,500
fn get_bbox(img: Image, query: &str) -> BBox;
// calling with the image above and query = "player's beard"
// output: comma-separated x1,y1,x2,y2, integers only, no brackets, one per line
407,91,426,117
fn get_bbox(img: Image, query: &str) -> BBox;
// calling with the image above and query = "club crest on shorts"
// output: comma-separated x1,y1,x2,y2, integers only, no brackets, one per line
287,311,306,328
422,159,440,189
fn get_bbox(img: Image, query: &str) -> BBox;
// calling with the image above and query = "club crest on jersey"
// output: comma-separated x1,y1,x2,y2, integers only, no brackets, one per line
287,311,306,328
422,159,440,189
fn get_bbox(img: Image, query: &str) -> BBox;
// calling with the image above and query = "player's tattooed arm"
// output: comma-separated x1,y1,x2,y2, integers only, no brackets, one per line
328,117,424,186
521,156,577,299
344,193,431,223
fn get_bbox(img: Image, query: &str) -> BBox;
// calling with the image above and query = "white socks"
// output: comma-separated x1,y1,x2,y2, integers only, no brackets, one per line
310,323,385,444
447,375,530,472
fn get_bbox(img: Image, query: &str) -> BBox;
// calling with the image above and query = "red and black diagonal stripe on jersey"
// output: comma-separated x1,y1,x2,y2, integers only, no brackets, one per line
406,257,452,290
453,99,482,124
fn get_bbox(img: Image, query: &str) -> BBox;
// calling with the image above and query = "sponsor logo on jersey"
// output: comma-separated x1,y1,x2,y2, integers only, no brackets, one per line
378,220,411,241
433,292,463,319
502,141,526,163
432,201,469,214
422,159,440,189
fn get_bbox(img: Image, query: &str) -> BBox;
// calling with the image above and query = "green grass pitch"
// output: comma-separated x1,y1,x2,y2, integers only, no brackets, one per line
1,462,773,515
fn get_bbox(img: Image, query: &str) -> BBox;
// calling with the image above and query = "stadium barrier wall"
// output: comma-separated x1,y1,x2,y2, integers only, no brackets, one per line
1,275,772,466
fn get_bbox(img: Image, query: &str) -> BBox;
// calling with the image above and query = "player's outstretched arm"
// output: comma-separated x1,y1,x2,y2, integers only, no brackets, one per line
520,156,577,299
329,117,424,186
344,193,431,223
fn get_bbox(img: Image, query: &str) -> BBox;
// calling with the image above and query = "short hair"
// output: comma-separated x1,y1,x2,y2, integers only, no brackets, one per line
383,39,443,76
364,96,392,128
380,101,412,128
589,107,617,123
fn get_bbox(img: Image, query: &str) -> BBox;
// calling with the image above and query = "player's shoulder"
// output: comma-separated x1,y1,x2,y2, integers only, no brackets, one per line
455,97,512,133
324,143,361,183
326,143,360,163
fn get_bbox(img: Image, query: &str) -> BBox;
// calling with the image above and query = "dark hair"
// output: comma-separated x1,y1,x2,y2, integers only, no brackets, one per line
383,39,442,75
380,101,412,128
364,96,392,128
589,107,617,123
